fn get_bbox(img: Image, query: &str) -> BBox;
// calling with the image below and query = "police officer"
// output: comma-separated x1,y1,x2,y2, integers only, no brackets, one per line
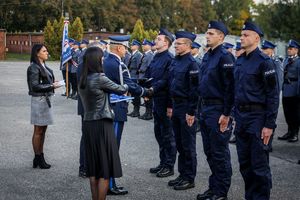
197,21,235,200
69,41,81,100
79,39,89,65
278,40,300,142
167,31,199,190
103,35,152,195
234,21,279,200
128,39,143,117
191,42,202,65
99,40,109,58
138,39,154,120
223,42,236,61
146,28,177,178
261,40,284,92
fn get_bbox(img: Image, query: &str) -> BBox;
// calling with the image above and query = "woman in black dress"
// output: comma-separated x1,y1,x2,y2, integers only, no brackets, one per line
78,47,128,200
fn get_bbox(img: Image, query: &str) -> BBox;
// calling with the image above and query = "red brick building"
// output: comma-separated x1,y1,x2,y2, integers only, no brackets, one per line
0,29,6,60
6,31,125,54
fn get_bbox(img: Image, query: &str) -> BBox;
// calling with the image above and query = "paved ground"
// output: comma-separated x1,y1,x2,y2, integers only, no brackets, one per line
0,61,299,200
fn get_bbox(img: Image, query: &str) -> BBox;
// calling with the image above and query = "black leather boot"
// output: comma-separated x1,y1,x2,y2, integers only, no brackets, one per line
139,109,153,120
278,128,292,140
288,128,299,143
33,154,51,169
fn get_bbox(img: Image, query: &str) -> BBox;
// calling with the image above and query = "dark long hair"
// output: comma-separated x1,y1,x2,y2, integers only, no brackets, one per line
30,44,48,77
79,47,104,89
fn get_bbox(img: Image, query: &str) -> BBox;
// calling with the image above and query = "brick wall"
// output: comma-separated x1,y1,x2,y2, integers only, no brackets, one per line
0,29,6,60
6,32,44,54
6,31,126,54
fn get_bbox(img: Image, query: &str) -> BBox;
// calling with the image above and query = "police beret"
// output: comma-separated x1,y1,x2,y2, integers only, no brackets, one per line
69,38,75,43
242,21,264,37
142,39,153,46
191,42,201,49
234,42,241,50
151,40,156,46
208,21,229,36
175,31,196,42
100,40,108,45
80,39,89,45
288,39,300,49
261,40,276,49
223,42,234,49
131,39,141,46
159,28,175,43
109,35,131,48
74,41,80,46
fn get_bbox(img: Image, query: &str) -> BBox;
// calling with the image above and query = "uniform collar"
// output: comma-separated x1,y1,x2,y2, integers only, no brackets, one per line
242,47,260,59
144,50,151,54
208,43,223,55
156,49,169,57
176,52,191,59
109,52,122,61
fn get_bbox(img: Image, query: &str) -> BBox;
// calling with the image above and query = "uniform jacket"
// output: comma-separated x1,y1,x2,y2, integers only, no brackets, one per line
198,44,235,116
169,52,200,116
70,48,81,73
128,50,143,78
138,50,154,79
78,73,128,121
103,53,145,122
282,56,300,97
234,47,279,129
27,62,54,96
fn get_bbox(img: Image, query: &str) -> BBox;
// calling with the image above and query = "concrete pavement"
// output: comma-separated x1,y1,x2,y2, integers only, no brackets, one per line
0,61,299,200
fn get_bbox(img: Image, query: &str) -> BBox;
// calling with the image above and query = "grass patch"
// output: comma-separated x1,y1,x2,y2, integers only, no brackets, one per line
5,53,57,61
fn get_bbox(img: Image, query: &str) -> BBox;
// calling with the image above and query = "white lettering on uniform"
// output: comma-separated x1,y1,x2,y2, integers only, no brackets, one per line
264,69,275,76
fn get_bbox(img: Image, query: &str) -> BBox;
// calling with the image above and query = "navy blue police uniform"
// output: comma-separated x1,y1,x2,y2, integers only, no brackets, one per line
168,31,199,190
145,29,177,176
128,39,143,117
192,42,202,65
278,39,300,142
138,39,155,120
197,21,235,200
234,22,279,200
103,35,150,194
69,42,81,99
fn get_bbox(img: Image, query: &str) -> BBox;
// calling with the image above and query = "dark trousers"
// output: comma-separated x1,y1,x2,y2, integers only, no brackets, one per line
110,121,125,189
153,97,176,168
145,97,153,111
61,70,71,94
282,96,300,132
172,102,197,182
70,72,78,94
132,96,141,109
79,115,86,172
235,110,272,200
200,105,232,197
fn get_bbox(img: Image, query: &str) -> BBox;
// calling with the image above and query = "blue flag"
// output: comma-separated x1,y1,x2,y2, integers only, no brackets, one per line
61,20,72,65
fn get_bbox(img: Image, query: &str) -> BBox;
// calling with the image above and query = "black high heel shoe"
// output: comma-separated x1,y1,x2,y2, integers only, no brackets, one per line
33,154,51,169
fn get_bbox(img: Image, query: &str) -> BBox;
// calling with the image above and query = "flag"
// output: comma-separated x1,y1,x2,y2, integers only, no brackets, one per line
61,20,72,65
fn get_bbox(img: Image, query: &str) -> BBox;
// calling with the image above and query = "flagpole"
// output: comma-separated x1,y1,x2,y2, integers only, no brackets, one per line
66,62,69,98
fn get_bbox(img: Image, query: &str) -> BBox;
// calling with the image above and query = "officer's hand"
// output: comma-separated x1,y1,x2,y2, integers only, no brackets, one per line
144,88,153,97
167,108,173,118
261,127,273,145
144,97,149,101
186,114,195,127
52,82,62,89
218,115,230,133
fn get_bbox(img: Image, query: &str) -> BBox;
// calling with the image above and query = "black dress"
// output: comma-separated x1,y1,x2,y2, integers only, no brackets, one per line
83,118,122,179
78,73,128,179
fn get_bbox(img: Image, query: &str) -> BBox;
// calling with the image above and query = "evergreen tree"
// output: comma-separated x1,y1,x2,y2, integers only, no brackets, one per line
136,0,162,30
44,20,55,58
131,19,147,42
70,17,84,42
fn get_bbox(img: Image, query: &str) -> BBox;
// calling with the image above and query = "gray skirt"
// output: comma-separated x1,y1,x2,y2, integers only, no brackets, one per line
31,96,53,126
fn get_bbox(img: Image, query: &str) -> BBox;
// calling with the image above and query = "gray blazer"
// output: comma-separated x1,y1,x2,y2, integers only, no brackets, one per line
128,50,143,79
138,51,154,79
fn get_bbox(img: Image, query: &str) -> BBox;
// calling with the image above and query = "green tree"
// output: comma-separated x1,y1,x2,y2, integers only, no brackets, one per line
136,0,162,30
148,29,158,40
44,20,56,58
70,17,84,42
131,19,147,42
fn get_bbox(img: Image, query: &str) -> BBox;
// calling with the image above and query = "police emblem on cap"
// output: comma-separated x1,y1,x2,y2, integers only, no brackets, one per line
208,23,211,28
243,24,246,29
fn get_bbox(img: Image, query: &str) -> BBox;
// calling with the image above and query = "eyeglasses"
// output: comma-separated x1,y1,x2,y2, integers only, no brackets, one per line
175,42,186,46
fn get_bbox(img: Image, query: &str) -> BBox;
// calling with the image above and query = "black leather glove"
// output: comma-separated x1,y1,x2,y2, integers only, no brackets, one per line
143,87,154,97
